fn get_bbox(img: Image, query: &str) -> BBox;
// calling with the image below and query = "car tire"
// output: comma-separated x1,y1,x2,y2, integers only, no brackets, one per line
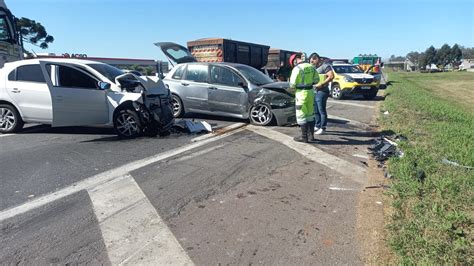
363,90,379,100
0,104,24,134
249,104,274,126
171,94,185,118
331,84,343,100
113,108,142,139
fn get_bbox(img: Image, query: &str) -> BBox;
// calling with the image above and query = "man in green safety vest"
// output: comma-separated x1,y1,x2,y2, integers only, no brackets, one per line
289,53,320,143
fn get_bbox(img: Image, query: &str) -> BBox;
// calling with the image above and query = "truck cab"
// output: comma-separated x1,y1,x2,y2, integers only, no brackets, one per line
0,0,22,68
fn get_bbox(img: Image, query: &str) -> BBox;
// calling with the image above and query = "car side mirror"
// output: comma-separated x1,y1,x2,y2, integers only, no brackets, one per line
98,81,111,90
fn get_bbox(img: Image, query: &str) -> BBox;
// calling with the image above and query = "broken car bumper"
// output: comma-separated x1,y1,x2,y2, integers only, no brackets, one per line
272,106,296,126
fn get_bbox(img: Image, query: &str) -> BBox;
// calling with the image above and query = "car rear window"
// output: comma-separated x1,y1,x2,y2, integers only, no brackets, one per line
16,64,46,83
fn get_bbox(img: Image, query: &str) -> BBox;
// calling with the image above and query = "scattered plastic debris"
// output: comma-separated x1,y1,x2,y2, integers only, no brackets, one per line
442,158,473,170
383,169,393,179
365,184,391,189
375,201,383,205
383,111,389,115
172,120,213,134
368,136,404,162
415,169,426,183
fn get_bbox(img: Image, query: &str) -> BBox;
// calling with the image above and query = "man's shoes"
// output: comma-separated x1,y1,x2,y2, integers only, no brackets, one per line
315,128,326,135
293,136,309,143
308,121,316,142
294,124,309,143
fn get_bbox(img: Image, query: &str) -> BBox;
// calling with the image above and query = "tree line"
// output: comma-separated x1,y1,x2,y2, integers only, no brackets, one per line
389,44,473,69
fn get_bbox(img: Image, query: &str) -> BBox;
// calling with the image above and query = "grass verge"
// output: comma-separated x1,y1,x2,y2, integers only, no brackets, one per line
379,72,473,264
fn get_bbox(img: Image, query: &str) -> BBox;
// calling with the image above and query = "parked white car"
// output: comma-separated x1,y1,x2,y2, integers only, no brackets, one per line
0,59,174,138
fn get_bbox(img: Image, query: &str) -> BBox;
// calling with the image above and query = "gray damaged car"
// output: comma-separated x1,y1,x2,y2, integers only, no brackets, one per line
156,42,296,126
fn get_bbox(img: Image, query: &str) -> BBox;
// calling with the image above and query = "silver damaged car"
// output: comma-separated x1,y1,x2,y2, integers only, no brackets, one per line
156,42,296,126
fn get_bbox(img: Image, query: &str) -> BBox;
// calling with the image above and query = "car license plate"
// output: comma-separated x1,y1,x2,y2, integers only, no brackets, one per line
361,86,371,90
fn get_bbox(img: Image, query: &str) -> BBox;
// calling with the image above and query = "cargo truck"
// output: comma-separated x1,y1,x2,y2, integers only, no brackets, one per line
263,48,300,81
187,38,270,70
0,0,22,68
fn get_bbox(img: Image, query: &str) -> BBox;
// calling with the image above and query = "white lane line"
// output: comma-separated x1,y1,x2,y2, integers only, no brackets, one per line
0,127,246,222
246,125,366,184
191,122,247,142
329,186,358,191
174,144,225,163
0,133,14,138
327,100,375,109
89,175,193,265
353,154,369,160
329,114,370,128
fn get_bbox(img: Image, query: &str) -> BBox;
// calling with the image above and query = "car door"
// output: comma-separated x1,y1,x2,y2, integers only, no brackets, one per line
5,64,52,122
180,64,210,112
39,61,109,127
208,65,248,115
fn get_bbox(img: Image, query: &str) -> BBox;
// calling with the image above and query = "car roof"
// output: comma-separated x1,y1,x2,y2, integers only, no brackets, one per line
4,58,107,67
182,62,250,68
332,63,356,66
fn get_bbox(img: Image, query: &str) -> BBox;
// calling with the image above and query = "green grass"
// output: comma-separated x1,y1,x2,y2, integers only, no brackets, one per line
380,72,474,264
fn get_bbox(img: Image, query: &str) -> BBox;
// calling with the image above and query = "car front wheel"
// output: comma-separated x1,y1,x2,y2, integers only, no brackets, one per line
114,108,142,139
249,104,274,126
331,84,343,100
171,94,184,118
0,104,24,134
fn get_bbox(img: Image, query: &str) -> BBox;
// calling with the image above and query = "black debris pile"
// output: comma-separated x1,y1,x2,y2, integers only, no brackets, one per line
368,135,406,162
368,135,408,179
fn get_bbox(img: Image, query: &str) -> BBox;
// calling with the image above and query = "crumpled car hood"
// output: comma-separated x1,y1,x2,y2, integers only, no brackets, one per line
260,82,294,96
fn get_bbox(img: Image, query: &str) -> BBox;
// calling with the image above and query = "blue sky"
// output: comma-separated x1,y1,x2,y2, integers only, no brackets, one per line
8,0,474,61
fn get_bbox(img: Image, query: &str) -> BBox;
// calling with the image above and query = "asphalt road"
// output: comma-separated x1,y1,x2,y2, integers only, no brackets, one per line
0,94,383,265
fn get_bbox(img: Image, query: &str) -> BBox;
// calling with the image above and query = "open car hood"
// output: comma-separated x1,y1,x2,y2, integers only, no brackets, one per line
154,42,197,66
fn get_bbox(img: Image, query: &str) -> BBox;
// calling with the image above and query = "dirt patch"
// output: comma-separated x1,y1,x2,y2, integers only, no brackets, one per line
356,97,395,264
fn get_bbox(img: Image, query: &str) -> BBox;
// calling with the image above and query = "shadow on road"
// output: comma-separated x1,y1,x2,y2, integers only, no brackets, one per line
18,125,116,135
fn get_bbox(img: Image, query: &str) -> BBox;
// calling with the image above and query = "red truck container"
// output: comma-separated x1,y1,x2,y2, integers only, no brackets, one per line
187,38,270,69
264,48,301,80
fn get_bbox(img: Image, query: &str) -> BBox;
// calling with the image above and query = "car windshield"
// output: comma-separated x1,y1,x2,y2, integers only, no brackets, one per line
333,65,363,74
234,65,273,86
87,63,124,82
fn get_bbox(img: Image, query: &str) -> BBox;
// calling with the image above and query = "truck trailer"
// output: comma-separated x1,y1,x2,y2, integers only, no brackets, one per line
0,0,22,68
187,38,270,70
264,48,300,81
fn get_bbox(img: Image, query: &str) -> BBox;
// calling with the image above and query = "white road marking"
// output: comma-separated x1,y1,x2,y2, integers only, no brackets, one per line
0,133,14,138
0,127,246,222
191,122,247,142
352,153,369,160
174,144,225,163
329,114,370,128
246,125,366,184
329,186,358,191
327,100,375,109
89,175,193,265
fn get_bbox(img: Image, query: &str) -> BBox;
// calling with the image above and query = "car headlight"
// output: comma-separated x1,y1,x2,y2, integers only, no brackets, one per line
344,76,354,82
270,97,292,108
